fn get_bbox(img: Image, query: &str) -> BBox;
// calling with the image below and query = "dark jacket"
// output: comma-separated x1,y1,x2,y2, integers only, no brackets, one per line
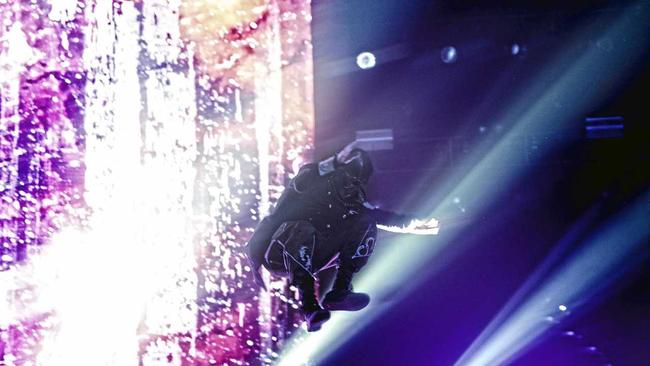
246,162,415,270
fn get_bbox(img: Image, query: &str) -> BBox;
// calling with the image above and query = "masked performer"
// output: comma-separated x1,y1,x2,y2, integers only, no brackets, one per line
246,143,439,331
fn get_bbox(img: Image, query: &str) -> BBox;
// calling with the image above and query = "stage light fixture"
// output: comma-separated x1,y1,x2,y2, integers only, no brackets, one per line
356,51,376,69
441,46,458,63
455,191,650,366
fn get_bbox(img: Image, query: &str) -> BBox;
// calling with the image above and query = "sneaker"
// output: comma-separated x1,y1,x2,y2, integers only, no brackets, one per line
304,308,331,332
322,289,370,311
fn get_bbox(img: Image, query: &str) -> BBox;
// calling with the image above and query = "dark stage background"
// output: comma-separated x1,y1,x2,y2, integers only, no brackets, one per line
311,1,650,365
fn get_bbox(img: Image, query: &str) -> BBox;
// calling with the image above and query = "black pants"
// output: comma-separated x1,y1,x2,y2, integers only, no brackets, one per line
263,214,378,286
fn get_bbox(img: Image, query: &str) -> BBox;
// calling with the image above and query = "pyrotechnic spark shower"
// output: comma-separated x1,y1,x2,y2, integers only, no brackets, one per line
1,1,314,365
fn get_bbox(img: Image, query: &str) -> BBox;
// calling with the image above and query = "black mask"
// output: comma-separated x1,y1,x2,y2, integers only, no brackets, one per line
339,149,373,184
332,149,372,203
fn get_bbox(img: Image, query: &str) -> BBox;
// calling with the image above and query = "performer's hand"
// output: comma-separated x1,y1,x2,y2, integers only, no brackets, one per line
336,140,360,163
377,217,440,235
405,218,440,235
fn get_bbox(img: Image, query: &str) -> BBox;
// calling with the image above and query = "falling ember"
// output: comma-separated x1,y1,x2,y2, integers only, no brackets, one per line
1,0,314,365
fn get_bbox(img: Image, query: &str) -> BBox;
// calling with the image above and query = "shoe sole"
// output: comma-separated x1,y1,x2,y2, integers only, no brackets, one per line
306,311,331,332
322,298,370,311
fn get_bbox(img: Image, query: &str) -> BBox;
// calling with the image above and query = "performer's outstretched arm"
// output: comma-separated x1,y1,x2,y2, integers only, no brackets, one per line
364,203,439,235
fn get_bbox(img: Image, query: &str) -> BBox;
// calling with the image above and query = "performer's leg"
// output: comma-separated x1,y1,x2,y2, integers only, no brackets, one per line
259,220,332,331
291,269,330,332
323,214,377,311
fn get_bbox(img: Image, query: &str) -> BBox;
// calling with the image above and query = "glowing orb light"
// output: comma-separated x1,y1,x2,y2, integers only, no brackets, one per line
356,51,377,69
441,46,458,63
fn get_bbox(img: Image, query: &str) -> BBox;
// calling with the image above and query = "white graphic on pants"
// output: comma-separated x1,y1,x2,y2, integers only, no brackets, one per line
352,236,375,259
299,245,312,270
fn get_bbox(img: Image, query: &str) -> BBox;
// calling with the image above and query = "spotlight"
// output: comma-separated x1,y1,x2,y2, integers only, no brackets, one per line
509,43,527,56
510,43,521,55
544,315,557,323
454,191,650,366
584,116,624,139
558,304,568,312
511,43,522,55
356,52,376,69
441,46,457,63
